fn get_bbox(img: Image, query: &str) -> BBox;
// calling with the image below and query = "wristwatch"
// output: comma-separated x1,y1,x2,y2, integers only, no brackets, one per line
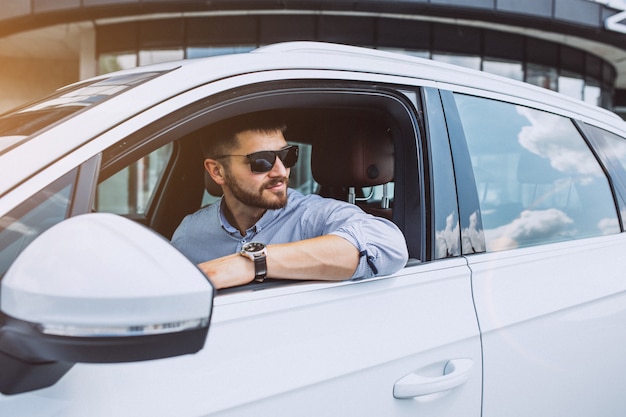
240,242,268,282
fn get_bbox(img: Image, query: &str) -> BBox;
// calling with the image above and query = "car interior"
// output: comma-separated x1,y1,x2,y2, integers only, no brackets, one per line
148,107,403,238
96,84,424,267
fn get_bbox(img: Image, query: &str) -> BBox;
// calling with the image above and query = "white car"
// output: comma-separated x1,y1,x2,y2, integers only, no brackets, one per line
1,42,626,417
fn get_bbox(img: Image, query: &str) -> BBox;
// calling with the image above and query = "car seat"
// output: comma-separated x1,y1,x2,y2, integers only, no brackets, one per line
311,114,394,219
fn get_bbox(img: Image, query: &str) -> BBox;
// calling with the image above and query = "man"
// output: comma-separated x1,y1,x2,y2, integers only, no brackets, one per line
171,113,408,289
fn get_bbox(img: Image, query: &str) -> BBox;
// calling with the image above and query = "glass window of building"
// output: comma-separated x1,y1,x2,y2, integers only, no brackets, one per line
482,59,524,81
139,49,184,67
525,63,558,91
187,46,255,59
94,17,617,112
558,73,585,101
99,53,138,74
432,53,481,71
583,81,602,107
379,48,430,59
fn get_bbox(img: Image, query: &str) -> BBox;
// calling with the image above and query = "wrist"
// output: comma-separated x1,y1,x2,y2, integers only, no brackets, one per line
239,242,268,282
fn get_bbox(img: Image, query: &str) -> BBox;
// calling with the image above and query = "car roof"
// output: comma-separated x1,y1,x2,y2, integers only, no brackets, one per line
1,41,625,198
94,41,623,123
255,42,624,125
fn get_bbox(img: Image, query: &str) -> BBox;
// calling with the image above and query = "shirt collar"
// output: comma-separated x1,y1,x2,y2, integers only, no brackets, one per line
217,197,285,237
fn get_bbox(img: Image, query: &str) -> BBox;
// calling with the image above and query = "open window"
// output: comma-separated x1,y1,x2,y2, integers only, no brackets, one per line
96,81,424,264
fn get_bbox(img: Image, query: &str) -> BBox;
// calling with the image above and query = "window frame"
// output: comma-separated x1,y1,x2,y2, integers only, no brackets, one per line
578,121,626,232
96,79,427,260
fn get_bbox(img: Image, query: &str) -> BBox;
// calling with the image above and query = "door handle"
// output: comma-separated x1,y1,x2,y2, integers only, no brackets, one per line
393,358,474,399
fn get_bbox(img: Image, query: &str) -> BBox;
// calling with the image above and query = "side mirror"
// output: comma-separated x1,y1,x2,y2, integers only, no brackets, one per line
0,213,214,394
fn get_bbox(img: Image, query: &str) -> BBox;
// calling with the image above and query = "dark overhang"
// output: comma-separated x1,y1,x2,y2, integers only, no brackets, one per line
0,0,625,49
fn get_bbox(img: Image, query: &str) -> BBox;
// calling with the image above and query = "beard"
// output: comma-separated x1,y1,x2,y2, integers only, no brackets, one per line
223,171,289,210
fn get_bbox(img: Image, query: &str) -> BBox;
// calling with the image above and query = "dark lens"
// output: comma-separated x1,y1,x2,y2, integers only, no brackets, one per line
279,146,299,168
247,146,299,173
248,151,276,173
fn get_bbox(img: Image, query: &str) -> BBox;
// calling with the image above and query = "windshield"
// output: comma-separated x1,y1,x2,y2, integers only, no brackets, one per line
0,71,164,154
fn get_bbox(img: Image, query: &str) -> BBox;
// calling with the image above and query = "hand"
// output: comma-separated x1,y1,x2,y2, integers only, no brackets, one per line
197,254,255,289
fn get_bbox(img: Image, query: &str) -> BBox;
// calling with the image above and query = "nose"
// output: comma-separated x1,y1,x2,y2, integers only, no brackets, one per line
268,155,288,177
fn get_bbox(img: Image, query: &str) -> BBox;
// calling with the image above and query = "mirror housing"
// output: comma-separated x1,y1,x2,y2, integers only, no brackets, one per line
0,213,213,394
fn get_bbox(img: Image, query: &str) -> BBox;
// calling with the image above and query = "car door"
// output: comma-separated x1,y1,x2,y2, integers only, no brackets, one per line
442,89,626,416
0,261,479,417
0,71,483,416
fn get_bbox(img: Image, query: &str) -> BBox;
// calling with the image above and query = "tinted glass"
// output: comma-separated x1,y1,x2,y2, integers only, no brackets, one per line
455,93,619,251
423,87,462,258
97,143,173,215
0,170,76,278
582,123,626,223
0,71,163,154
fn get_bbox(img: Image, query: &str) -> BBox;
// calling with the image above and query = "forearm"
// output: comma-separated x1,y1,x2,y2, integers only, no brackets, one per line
267,235,360,280
197,235,359,289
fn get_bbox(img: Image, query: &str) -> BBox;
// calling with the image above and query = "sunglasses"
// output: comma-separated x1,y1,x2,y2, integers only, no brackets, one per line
214,145,299,173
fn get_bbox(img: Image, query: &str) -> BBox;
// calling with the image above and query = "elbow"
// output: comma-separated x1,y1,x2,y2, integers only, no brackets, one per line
377,249,409,277
356,242,409,279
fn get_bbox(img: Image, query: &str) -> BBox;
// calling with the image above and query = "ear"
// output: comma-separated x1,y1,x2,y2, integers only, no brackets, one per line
204,159,226,186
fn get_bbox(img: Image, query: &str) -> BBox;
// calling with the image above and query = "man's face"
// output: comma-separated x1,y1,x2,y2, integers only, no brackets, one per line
222,129,290,210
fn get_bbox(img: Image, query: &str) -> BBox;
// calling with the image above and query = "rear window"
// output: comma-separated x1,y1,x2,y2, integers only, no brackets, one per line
0,71,164,154
455,93,620,251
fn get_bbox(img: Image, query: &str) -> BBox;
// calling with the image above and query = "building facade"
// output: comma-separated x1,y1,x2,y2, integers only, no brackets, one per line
0,0,625,118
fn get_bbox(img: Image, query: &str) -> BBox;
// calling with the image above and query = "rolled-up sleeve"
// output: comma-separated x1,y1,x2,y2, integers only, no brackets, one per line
331,215,408,279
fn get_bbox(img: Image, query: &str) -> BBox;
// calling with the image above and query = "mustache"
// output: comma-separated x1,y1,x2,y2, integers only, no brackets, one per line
264,177,289,188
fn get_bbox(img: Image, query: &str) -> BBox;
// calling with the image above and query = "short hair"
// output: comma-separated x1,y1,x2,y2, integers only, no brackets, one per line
202,112,287,159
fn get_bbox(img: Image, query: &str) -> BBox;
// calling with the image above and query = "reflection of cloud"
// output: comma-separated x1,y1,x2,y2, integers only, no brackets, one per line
516,107,603,178
436,211,486,256
598,217,620,235
435,213,460,257
462,211,485,254
485,209,573,251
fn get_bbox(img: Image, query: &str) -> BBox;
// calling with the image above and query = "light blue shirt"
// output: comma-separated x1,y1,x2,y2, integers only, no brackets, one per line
171,189,408,279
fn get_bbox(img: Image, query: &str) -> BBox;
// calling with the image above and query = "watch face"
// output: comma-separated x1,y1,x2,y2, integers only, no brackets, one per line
244,242,265,253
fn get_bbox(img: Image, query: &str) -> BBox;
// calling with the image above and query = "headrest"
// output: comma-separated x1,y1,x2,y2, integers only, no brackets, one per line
311,117,394,187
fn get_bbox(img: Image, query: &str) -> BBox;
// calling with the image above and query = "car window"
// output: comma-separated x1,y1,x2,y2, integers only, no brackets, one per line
454,93,619,251
582,123,626,223
0,71,164,155
0,170,76,279
97,143,173,216
104,138,396,221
